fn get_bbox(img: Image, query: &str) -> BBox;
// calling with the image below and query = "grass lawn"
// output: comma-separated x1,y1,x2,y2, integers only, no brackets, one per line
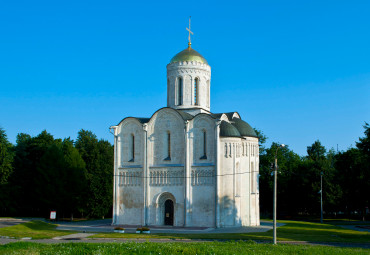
91,221,370,243
0,241,369,255
0,220,75,239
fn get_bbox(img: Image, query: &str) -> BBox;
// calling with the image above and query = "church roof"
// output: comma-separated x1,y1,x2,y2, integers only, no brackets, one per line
231,118,257,137
116,109,257,139
220,120,241,137
175,110,193,121
170,46,208,64
135,118,151,123
116,108,193,126
211,112,236,120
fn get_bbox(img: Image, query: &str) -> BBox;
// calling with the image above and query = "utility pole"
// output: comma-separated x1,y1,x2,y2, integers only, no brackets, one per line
273,144,285,245
320,171,323,224
273,156,277,244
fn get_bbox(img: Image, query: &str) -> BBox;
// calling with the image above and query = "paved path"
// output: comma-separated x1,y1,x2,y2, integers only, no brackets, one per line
339,225,370,232
1,218,369,249
55,220,284,234
0,218,30,229
53,233,95,240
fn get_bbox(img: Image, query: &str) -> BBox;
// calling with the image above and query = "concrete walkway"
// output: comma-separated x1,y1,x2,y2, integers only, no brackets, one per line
339,225,370,232
0,218,30,229
53,233,95,240
55,220,284,234
1,218,369,249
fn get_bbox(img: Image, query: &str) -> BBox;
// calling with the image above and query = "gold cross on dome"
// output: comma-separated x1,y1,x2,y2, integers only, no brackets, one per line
186,16,193,47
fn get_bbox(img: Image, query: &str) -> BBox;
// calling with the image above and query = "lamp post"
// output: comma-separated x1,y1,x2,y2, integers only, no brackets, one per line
320,171,323,224
273,144,285,245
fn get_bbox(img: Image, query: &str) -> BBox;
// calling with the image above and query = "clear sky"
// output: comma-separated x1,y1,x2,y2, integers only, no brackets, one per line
0,0,369,155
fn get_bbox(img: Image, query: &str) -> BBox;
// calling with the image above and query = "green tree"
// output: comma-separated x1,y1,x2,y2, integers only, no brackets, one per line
356,122,370,155
307,140,326,161
253,128,267,154
35,143,66,215
61,138,88,219
0,128,13,184
75,130,113,218
356,123,370,218
259,142,302,216
303,141,342,216
335,148,361,216
336,123,370,220
34,139,88,219
11,130,57,216
0,128,14,215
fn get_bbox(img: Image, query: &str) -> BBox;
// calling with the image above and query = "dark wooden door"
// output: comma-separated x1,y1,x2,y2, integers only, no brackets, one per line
164,199,174,225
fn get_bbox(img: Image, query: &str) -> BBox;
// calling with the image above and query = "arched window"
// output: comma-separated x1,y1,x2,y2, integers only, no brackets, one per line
200,130,207,159
177,77,183,105
164,131,171,160
194,78,199,105
129,134,135,162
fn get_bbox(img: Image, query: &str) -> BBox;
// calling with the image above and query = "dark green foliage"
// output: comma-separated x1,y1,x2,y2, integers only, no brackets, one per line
61,139,88,217
0,122,368,220
253,128,267,154
335,123,370,218
1,129,110,219
259,143,302,215
35,140,88,218
356,122,370,155
75,129,113,218
11,130,57,216
307,140,326,161
0,127,13,184
0,128,15,215
260,136,366,219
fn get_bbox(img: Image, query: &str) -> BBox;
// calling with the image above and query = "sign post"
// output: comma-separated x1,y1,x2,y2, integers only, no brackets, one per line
50,211,56,221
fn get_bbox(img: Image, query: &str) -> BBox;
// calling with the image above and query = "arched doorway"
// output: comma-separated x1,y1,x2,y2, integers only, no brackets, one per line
155,192,176,226
164,199,174,225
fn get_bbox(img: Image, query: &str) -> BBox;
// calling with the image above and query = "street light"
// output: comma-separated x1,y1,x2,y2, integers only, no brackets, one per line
320,171,323,223
273,143,285,245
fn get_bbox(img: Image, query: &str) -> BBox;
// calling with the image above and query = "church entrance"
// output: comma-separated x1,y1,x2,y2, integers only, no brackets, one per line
164,199,174,225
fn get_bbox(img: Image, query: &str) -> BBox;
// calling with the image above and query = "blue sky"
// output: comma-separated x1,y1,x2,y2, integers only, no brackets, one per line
0,0,369,155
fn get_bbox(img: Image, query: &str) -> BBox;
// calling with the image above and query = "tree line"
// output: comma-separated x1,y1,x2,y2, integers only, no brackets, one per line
0,129,113,219
0,123,369,220
258,123,370,220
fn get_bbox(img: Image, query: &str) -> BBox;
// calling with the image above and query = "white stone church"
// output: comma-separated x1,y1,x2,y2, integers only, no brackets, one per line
110,40,260,228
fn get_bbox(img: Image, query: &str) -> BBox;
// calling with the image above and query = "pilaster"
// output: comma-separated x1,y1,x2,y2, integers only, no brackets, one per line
111,126,118,225
184,120,190,226
215,120,221,228
143,124,149,225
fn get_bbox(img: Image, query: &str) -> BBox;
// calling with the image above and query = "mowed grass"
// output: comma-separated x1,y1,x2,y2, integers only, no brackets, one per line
0,220,75,239
91,221,370,243
0,241,369,255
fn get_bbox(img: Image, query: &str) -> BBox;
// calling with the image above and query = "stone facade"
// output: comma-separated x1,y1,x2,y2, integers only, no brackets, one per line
111,45,260,228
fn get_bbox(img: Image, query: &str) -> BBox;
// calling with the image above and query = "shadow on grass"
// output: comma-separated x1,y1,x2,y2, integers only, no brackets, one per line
90,221,370,243
21,221,58,230
0,220,75,239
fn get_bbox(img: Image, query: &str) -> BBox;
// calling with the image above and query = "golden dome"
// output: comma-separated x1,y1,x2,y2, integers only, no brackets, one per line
170,46,208,64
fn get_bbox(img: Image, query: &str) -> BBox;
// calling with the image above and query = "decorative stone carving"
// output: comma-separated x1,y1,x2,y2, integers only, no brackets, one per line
191,168,215,186
119,171,142,186
150,169,184,186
